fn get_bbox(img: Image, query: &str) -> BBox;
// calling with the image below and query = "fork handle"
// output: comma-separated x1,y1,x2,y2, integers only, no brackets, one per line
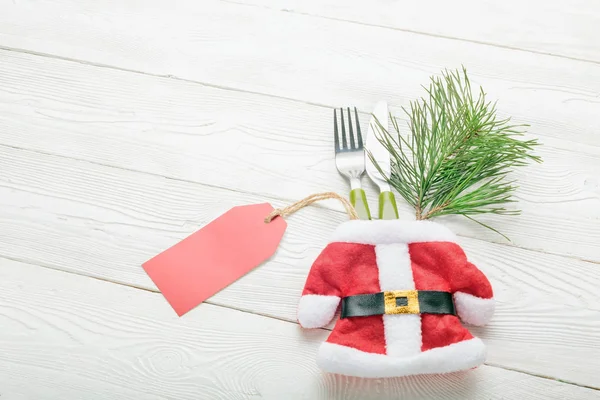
350,188,371,220
379,191,399,220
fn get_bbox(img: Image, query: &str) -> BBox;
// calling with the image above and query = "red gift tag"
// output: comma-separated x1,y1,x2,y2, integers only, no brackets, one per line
143,203,287,316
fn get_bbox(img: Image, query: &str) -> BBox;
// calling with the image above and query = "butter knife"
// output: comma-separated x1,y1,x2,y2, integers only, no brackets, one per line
366,101,399,219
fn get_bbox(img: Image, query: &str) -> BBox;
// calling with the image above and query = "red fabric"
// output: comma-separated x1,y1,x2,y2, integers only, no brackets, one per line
302,242,386,354
302,242,380,297
302,239,493,355
420,314,474,351
409,242,493,298
409,242,492,351
327,316,386,354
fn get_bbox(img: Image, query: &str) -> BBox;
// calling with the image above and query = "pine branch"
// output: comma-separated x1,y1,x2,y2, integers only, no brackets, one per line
374,67,541,234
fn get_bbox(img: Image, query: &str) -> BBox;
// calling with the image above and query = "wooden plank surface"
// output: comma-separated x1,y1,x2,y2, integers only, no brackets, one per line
0,0,599,150
1,258,598,400
0,0,599,397
0,50,598,262
233,0,600,63
0,143,599,387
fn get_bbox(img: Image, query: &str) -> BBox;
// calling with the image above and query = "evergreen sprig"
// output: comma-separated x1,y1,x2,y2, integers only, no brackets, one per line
371,67,541,235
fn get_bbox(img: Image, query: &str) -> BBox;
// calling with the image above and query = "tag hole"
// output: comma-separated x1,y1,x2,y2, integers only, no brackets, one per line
265,214,281,224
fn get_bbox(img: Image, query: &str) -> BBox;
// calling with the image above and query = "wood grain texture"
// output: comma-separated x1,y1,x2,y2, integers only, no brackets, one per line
0,258,598,400
0,0,599,150
0,52,600,261
0,0,599,395
0,145,598,388
233,0,600,63
0,50,598,262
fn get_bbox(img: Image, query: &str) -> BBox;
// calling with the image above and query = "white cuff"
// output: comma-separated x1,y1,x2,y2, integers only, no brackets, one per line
297,294,340,329
454,292,495,326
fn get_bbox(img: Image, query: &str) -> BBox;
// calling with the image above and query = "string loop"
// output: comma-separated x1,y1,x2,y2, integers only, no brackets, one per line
265,192,359,223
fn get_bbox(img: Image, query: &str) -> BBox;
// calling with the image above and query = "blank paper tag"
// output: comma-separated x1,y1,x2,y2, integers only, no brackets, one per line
143,203,287,316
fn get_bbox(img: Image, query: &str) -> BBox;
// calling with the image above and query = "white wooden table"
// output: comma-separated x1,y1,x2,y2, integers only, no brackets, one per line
0,1,599,398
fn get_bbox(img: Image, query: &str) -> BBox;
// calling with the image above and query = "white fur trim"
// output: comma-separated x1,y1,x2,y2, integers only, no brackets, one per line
331,220,457,245
376,244,415,291
454,292,495,326
376,243,421,357
297,295,340,329
317,338,486,378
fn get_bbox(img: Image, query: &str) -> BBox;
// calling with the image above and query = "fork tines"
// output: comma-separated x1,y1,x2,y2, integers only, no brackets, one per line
334,107,363,153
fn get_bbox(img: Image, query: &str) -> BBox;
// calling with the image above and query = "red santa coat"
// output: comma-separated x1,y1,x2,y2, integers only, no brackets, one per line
297,220,495,378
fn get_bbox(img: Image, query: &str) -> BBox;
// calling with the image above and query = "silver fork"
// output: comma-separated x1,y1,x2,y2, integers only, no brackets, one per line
334,107,372,220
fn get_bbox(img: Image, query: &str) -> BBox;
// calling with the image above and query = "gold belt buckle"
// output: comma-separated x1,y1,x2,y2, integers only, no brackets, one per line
384,290,420,314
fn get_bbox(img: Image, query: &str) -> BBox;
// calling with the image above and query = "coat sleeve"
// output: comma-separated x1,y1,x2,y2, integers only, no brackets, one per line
297,242,347,329
447,245,495,326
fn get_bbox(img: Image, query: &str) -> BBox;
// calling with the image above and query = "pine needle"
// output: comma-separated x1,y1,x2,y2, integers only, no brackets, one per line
373,67,541,235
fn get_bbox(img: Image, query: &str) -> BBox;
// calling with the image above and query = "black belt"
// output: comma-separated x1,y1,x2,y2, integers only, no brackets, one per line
340,290,456,319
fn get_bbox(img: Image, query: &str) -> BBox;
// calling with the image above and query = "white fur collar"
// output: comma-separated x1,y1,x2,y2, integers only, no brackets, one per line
330,220,457,245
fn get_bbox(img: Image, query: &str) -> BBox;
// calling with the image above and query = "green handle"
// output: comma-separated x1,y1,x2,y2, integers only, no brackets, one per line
379,191,399,220
350,188,371,220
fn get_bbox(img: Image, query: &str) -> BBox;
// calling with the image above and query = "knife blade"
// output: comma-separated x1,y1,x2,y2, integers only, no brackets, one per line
365,101,399,220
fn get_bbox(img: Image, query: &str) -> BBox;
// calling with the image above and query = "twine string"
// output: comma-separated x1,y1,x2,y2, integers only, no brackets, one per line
264,192,359,223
